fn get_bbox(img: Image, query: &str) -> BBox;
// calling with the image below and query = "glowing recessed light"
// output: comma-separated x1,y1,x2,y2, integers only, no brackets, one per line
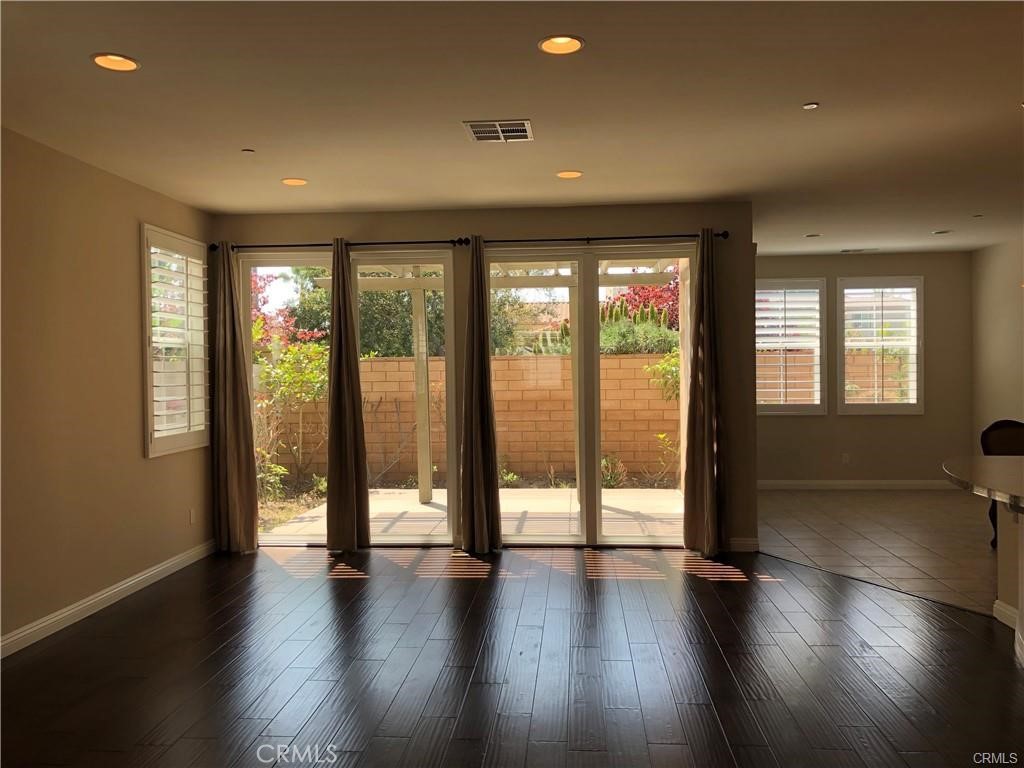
281,178,308,186
556,170,583,179
802,102,820,110
92,53,140,72
539,35,585,55
804,233,822,238
932,229,952,235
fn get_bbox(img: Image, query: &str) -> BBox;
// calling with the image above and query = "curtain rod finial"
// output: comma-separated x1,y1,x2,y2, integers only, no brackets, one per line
208,243,218,252
716,230,730,240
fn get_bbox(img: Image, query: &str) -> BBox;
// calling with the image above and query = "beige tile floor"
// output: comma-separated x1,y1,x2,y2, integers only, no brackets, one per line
757,489,998,614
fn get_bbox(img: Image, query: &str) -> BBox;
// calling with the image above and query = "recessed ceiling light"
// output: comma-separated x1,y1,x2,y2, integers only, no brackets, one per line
802,102,820,110
971,213,985,219
556,170,583,179
281,178,308,186
932,229,952,235
539,35,585,55
804,233,822,238
241,148,255,154
92,53,140,72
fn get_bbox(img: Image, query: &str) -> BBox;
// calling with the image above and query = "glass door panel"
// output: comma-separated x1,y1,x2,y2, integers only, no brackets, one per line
355,257,454,543
597,251,690,542
488,257,581,541
249,262,331,546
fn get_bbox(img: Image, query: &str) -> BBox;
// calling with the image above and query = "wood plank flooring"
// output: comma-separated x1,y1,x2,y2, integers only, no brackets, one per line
3,547,1022,767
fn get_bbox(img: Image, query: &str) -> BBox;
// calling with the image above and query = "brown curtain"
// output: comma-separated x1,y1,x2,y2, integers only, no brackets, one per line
211,241,259,553
683,228,722,556
458,235,502,553
327,238,370,552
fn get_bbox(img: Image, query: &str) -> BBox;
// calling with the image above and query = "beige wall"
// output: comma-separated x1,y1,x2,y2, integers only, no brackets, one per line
971,239,1024,615
757,251,974,484
1,129,214,634
214,202,758,546
971,240,1024,438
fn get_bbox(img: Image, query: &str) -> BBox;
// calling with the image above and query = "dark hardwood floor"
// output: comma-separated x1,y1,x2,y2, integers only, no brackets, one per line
3,547,1022,767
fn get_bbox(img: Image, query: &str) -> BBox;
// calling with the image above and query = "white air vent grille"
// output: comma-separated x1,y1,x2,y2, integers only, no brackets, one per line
464,120,534,143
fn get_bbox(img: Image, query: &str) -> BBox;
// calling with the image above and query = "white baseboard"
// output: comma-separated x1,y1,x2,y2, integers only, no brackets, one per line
1,539,216,658
993,599,1018,630
757,480,954,491
727,537,760,552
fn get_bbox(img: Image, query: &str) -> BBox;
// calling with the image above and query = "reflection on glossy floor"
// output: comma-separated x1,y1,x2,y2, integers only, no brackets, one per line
759,490,998,614
262,488,684,543
4,547,1021,768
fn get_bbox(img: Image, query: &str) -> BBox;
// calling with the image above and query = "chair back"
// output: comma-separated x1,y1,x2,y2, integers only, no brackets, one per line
981,419,1024,456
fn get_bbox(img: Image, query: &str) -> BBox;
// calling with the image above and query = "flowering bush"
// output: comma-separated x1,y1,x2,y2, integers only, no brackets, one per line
605,278,680,330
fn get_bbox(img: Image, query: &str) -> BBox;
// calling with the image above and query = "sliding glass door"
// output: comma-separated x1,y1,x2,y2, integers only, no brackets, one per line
488,253,583,543
486,242,692,546
245,241,691,548
243,254,332,546
595,247,690,543
353,251,456,544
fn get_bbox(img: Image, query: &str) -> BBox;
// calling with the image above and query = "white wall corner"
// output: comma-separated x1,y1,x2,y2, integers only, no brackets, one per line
993,599,1018,631
1,539,216,658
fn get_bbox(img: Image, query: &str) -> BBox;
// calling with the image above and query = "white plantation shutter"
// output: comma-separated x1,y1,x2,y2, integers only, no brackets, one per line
143,225,210,456
755,279,826,413
838,277,923,414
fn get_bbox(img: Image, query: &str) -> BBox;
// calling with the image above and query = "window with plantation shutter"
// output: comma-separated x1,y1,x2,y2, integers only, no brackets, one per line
755,279,826,414
838,276,923,414
142,224,210,456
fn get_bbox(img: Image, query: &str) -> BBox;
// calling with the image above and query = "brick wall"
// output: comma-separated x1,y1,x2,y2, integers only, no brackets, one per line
274,354,682,485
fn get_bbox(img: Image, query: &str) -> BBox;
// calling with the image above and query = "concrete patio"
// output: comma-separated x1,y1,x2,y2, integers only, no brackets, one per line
260,487,684,543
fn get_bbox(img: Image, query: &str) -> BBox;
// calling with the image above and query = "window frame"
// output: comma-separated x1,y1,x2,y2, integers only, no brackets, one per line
141,223,210,457
755,278,828,416
836,275,924,416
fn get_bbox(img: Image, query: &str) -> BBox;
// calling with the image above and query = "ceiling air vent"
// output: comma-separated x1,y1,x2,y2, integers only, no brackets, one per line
464,120,534,143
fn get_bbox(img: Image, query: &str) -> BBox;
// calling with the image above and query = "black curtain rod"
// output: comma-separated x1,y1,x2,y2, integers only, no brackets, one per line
210,231,729,251
484,231,728,245
210,237,472,251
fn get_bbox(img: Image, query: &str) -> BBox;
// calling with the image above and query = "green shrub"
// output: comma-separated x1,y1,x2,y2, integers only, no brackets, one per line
257,458,289,502
599,321,679,355
499,465,521,488
646,348,681,401
601,454,628,488
311,474,327,497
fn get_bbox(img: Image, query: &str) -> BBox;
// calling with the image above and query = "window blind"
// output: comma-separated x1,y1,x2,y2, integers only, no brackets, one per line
840,278,921,408
144,225,209,455
755,280,824,410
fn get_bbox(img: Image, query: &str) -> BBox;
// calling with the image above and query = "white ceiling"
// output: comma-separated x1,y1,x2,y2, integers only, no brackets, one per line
2,1,1021,254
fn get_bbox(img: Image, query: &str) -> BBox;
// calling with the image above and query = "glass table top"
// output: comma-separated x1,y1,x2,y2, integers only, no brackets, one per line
943,456,1024,510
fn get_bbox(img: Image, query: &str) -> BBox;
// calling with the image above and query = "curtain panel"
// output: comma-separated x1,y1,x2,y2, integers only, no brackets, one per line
211,241,259,553
683,228,722,556
326,238,371,552
458,235,502,553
